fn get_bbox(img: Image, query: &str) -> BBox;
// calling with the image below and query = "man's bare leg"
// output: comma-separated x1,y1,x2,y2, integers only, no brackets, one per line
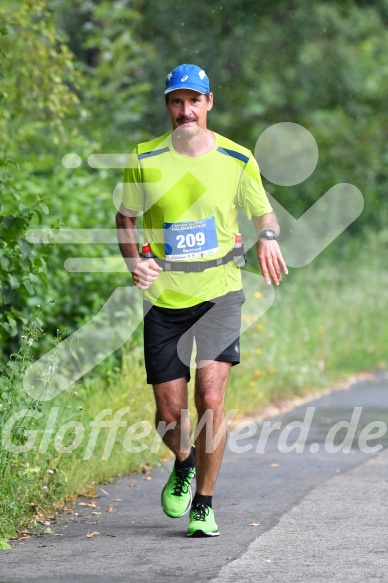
152,377,192,462
156,377,196,519
194,361,232,494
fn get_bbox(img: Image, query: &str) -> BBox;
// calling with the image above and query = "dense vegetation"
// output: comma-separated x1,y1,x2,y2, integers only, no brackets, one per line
0,0,387,542
2,0,387,355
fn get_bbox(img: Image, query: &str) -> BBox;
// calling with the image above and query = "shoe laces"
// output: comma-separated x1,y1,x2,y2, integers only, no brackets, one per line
191,503,210,522
172,468,193,497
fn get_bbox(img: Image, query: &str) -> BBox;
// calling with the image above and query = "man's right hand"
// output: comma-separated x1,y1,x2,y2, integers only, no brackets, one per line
132,259,163,290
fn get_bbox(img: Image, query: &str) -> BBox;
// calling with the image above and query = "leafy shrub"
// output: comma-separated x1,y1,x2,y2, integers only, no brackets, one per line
0,158,49,362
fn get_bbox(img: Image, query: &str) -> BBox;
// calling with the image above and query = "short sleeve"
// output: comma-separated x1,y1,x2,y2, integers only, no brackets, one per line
236,154,272,219
121,147,145,212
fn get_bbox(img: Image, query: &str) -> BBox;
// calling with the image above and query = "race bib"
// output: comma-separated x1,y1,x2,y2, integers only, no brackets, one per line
163,216,219,260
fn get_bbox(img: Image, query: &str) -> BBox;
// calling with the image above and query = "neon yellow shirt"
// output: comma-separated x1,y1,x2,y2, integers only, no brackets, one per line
122,131,272,308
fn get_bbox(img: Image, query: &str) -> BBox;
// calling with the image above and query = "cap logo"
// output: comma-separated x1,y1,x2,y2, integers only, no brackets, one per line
198,70,206,80
167,73,172,80
181,75,189,82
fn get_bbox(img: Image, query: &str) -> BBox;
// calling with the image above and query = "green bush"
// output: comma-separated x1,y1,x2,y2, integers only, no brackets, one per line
0,158,49,362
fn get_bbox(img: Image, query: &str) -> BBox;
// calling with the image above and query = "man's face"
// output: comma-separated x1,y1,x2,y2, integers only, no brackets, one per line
166,89,213,134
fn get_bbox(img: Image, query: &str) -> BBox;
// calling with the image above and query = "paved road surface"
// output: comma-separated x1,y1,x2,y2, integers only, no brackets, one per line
1,373,387,582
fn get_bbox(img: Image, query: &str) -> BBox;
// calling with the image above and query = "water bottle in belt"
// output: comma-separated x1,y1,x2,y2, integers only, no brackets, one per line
140,242,154,259
233,233,246,267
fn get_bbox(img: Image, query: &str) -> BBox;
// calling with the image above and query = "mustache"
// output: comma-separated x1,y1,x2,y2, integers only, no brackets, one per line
176,116,198,123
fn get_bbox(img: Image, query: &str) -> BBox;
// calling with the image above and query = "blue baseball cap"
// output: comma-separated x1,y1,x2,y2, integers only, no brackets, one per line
164,64,210,95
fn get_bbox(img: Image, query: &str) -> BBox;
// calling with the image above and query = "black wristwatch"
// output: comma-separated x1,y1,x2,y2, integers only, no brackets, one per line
259,229,279,242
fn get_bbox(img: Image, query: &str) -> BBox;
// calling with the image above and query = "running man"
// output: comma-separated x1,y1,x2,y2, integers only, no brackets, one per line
116,64,287,537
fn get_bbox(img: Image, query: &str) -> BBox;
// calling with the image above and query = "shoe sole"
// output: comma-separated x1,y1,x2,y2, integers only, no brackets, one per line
187,529,220,537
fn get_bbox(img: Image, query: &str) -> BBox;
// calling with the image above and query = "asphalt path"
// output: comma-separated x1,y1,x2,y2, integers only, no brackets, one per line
1,373,388,582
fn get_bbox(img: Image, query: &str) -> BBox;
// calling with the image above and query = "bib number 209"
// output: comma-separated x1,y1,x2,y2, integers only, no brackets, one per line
163,216,219,260
176,232,205,248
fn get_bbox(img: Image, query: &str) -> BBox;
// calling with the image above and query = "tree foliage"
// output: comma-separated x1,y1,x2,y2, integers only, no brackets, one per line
53,0,151,149
138,0,388,224
0,0,387,364
0,1,149,364
0,0,80,157
0,159,49,356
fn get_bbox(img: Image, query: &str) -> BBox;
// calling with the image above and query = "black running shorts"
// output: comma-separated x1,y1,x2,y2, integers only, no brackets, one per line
143,289,245,385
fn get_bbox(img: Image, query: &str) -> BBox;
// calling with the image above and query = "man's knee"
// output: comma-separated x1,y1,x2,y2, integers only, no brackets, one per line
155,405,189,428
195,390,225,416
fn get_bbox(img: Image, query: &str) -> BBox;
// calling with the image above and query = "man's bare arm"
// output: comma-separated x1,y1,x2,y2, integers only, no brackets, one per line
252,211,288,286
252,211,280,236
116,207,142,272
116,206,162,290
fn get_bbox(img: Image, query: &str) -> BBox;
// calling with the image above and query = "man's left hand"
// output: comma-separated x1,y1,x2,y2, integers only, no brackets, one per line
257,239,288,286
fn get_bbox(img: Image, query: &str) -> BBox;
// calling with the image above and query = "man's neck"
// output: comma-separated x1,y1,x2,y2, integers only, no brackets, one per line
171,128,215,157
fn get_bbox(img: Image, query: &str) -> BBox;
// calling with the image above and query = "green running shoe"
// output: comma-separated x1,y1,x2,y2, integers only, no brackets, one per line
161,465,195,518
187,503,220,537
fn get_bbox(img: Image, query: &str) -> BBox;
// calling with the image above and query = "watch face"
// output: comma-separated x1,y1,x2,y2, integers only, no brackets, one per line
263,229,277,240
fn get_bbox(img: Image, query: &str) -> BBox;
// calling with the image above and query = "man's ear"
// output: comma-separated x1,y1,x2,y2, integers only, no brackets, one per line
207,92,214,111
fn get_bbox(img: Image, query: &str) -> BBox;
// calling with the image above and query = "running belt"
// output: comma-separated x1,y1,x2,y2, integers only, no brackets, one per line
153,247,246,273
